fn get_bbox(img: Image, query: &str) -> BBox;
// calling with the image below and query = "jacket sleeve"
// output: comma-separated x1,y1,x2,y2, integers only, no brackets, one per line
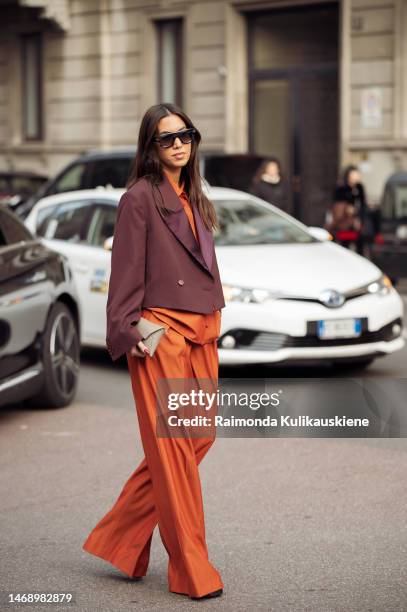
106,190,147,361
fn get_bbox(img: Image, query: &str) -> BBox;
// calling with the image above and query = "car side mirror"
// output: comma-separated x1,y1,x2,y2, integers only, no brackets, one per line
103,236,113,251
308,226,333,241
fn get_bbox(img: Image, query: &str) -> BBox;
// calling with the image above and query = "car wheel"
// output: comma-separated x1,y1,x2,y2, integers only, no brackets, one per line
30,302,80,408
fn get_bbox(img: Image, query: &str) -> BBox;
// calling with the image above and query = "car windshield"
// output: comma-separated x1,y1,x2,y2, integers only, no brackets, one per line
212,198,316,245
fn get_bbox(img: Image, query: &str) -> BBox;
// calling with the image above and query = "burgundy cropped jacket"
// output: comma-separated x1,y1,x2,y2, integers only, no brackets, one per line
105,173,225,361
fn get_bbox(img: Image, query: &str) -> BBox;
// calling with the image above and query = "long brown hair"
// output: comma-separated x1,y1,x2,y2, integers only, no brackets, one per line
126,103,218,231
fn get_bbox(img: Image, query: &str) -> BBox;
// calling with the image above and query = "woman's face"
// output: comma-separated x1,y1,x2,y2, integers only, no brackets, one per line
154,113,192,172
265,161,280,178
347,169,361,186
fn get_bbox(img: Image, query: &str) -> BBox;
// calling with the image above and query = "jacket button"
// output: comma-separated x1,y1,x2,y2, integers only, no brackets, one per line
177,279,184,286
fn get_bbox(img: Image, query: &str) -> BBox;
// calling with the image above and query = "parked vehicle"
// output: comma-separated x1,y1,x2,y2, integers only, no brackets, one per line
199,152,264,193
0,171,48,215
25,186,404,368
370,171,407,281
18,148,136,219
19,148,265,219
0,206,81,409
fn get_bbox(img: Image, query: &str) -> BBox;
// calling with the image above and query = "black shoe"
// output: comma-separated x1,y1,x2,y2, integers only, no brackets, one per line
130,576,143,581
190,588,223,600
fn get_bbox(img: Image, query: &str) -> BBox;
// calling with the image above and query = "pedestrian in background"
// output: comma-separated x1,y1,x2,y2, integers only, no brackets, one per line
82,103,225,601
327,165,370,255
250,157,289,213
342,165,367,254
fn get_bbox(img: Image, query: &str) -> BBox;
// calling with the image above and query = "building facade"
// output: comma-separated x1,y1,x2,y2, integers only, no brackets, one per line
1,0,406,224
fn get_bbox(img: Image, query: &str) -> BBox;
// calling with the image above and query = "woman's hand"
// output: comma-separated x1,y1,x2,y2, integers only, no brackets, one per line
130,340,150,357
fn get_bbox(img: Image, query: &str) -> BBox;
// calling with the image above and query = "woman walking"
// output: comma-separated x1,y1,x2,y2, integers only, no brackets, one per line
82,103,225,600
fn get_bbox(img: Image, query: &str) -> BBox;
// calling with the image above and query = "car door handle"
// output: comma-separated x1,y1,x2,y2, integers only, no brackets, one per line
74,264,89,274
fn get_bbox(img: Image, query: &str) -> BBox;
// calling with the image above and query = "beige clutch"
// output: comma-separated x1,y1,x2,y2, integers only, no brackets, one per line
132,316,166,358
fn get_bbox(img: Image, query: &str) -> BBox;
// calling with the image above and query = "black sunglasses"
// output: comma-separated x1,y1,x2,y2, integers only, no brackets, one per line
153,127,196,148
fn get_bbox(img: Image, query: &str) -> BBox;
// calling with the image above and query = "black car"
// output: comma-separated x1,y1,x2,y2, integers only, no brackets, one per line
19,148,265,219
370,172,407,281
200,152,264,193
19,148,137,218
0,206,81,409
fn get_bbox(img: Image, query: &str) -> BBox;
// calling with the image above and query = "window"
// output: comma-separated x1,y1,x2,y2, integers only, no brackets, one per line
213,198,316,246
86,204,117,247
394,186,407,219
53,163,87,194
21,33,43,141
35,204,60,234
156,19,183,105
381,182,407,220
0,210,33,245
89,158,133,189
36,200,93,243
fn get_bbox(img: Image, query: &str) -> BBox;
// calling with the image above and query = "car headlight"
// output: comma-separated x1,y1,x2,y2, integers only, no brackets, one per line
222,284,277,304
367,274,392,296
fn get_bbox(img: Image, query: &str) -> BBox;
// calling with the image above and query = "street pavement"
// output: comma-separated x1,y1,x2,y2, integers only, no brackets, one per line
0,296,406,611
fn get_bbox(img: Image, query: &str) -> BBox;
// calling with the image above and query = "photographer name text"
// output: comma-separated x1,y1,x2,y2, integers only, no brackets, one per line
166,415,369,428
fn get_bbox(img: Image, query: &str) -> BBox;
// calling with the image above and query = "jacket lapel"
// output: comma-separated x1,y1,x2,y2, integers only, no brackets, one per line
156,173,214,276
192,203,214,272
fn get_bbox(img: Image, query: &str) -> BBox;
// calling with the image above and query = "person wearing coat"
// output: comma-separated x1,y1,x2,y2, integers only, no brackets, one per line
328,165,368,255
250,157,289,213
82,103,225,600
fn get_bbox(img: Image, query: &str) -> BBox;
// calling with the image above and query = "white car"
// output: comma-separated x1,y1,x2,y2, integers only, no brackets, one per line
25,187,405,368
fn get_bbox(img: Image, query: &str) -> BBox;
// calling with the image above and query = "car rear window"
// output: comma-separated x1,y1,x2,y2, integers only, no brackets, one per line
88,158,133,189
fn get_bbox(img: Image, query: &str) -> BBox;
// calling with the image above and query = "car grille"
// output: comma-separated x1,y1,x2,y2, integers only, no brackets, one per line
218,318,402,351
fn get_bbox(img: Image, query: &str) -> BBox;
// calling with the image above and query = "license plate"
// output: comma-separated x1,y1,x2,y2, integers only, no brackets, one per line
317,318,362,339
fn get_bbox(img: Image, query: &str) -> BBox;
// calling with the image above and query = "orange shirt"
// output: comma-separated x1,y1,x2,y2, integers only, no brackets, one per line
144,169,221,344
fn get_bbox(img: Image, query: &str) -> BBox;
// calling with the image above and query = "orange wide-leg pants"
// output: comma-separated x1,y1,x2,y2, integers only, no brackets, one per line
82,313,224,598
